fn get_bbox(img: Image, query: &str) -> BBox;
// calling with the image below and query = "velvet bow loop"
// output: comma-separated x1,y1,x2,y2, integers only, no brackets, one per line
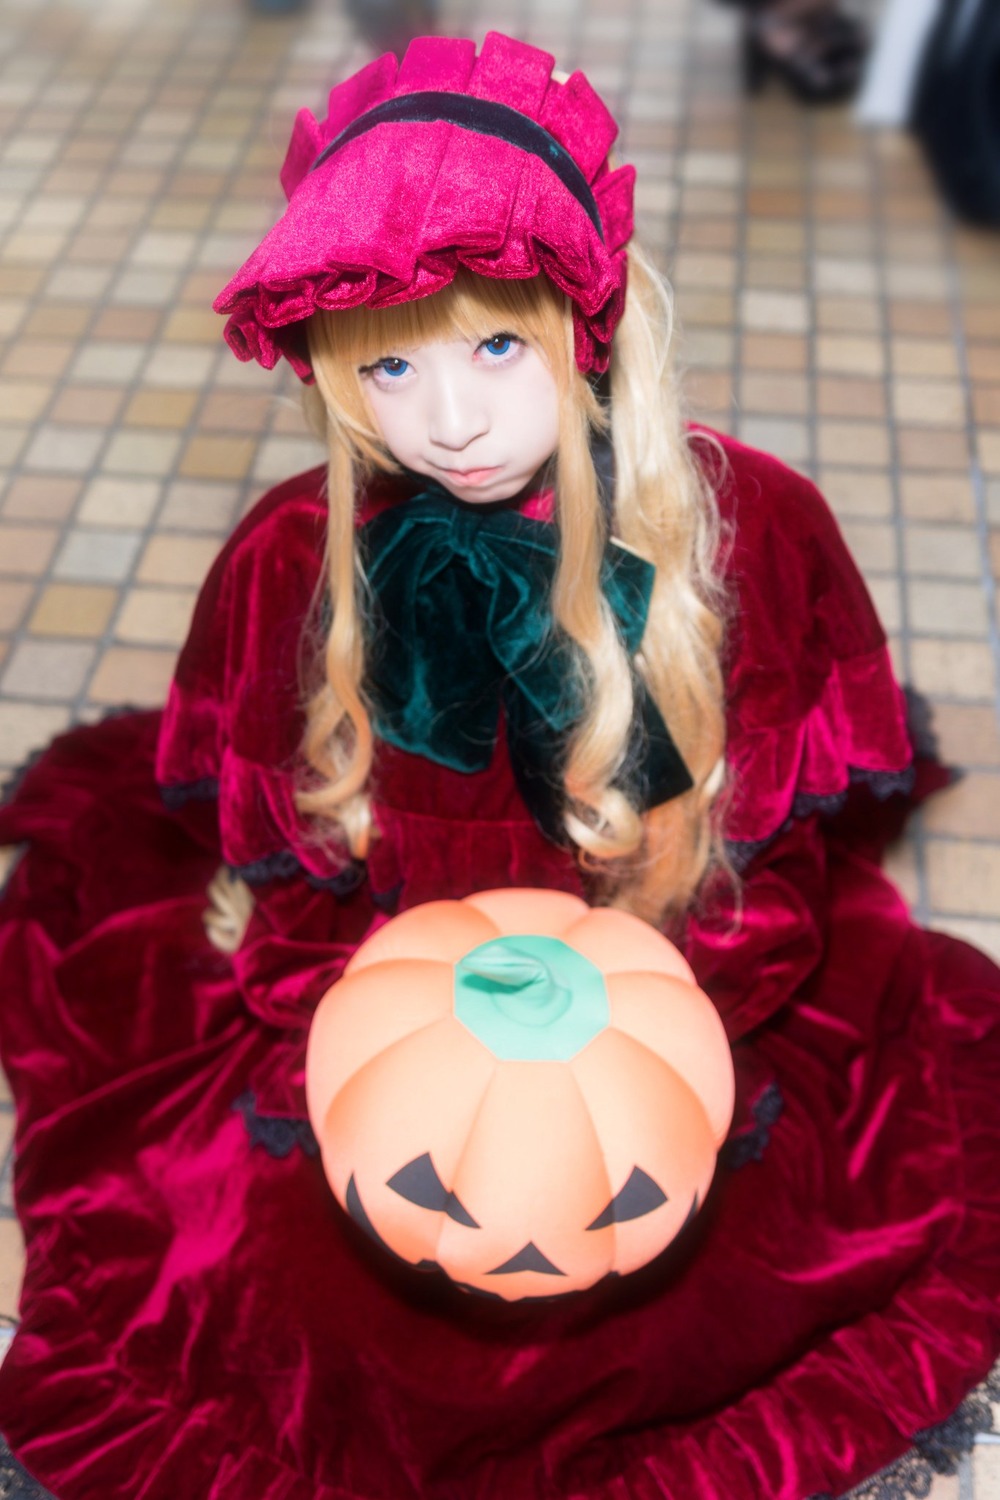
360,493,693,824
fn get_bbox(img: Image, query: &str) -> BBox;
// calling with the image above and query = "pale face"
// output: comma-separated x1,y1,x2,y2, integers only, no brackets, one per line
359,330,560,504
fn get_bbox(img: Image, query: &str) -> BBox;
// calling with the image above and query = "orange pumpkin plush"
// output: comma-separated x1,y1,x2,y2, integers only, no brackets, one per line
305,889,735,1299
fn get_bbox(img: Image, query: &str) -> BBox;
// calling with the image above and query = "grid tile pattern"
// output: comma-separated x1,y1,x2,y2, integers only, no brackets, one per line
0,0,999,1490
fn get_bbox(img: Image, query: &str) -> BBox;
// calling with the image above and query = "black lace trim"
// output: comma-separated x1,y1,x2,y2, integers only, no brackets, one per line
159,781,366,895
0,1437,56,1500
722,1082,784,1170
725,762,917,873
809,1361,1000,1500
233,850,366,895
233,1091,319,1159
159,776,219,810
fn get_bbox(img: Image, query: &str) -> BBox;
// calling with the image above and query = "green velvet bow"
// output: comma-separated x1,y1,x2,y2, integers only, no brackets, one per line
360,493,693,829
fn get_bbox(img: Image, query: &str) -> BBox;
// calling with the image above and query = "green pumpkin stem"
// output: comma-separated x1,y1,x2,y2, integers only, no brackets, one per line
457,941,572,1028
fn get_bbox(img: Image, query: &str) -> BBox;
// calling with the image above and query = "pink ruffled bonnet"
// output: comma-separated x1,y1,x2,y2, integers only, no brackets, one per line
213,31,635,379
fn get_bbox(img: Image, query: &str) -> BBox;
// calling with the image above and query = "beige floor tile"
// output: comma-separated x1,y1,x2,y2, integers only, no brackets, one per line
817,422,891,470
978,431,1000,475
815,298,882,336
819,469,894,520
0,522,58,576
685,371,733,417
179,434,255,480
675,290,735,327
252,436,324,485
2,638,95,700
53,527,141,584
162,307,220,343
815,335,885,378
102,429,181,477
740,289,809,335
2,340,73,379
115,586,196,646
973,389,1000,427
904,525,983,579
737,416,809,467
0,428,28,467
0,581,32,632
908,580,990,637
924,1472,960,1500
78,476,161,528
867,576,902,633
910,639,997,702
0,380,52,423
890,301,953,338
23,423,105,474
891,339,961,380
70,342,146,384
29,583,117,638
927,839,1000,919
678,328,734,369
0,700,71,767
900,475,976,524
932,704,1000,769
741,333,808,371
87,645,177,707
968,347,1000,382
923,774,1000,840
898,429,971,471
816,376,886,420
893,381,967,428
196,390,270,434
739,372,809,416
743,257,807,292
839,520,896,573
123,388,198,429
145,344,216,388
49,386,126,427
744,220,805,255
136,533,219,587
973,1439,1000,1499
91,306,161,342
0,1217,24,1321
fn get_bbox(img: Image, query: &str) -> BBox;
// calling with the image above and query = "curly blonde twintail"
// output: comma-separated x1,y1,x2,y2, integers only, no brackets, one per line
294,260,729,920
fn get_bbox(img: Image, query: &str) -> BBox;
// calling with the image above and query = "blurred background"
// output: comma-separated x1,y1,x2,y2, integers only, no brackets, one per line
0,0,998,1480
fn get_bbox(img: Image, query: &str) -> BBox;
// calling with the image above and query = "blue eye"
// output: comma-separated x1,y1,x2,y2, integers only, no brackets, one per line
482,335,514,358
377,357,409,378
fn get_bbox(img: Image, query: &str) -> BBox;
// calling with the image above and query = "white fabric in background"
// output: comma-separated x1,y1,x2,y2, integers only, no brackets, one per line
856,0,940,125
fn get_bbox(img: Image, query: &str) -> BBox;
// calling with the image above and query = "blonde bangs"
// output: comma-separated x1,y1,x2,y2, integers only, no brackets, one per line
306,270,575,471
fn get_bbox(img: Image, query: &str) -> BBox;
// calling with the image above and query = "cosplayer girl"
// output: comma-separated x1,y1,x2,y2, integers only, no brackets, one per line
2,30,1000,1500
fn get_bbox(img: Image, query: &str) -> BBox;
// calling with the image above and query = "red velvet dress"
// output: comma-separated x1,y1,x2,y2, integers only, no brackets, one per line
2,433,999,1500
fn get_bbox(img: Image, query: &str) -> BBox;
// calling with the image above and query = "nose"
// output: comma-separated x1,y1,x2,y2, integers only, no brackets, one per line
426,368,489,452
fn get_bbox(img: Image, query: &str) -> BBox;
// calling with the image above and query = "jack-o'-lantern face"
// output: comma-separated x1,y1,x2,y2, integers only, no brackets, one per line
306,889,734,1301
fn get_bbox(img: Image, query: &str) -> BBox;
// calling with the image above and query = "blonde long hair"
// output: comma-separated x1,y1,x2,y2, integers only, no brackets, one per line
297,251,728,923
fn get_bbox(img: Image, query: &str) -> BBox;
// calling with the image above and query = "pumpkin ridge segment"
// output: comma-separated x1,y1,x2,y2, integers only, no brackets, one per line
426,1053,501,1272
564,1063,618,1281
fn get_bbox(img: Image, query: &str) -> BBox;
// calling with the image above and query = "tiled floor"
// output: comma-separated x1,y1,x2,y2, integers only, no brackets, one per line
0,0,999,1494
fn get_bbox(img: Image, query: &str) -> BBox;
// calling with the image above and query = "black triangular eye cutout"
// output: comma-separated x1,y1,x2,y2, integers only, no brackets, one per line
386,1152,479,1228
486,1242,567,1276
586,1166,668,1230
